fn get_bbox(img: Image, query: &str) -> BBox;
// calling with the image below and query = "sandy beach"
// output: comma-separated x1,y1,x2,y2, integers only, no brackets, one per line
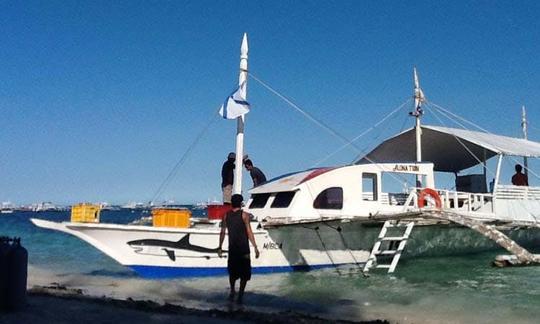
0,285,387,324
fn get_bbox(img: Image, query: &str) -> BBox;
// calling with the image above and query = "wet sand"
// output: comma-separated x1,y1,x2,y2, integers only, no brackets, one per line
0,285,388,324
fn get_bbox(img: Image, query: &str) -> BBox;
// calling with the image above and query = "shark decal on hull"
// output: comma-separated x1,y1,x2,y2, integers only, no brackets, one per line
127,234,227,261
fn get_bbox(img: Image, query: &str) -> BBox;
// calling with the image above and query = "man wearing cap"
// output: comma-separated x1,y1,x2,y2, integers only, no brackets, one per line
221,153,235,204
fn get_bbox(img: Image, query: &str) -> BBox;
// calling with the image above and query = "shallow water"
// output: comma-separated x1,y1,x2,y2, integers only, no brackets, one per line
2,210,540,323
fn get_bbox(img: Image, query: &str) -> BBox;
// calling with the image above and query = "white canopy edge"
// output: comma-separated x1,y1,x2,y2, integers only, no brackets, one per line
357,125,540,172
426,125,540,157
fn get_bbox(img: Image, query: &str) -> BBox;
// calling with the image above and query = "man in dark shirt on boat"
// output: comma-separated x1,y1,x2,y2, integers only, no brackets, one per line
221,152,235,204
512,164,529,186
217,194,260,304
243,159,267,187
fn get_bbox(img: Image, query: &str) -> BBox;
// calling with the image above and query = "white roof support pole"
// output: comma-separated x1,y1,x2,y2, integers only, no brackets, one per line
415,117,422,187
522,106,529,177
233,33,249,195
494,154,503,188
493,154,503,207
415,117,422,162
483,149,487,190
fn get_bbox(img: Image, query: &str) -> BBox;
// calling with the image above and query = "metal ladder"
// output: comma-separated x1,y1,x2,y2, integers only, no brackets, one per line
363,220,415,274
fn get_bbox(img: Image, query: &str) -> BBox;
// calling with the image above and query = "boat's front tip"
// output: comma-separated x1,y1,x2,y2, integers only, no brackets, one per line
30,218,71,233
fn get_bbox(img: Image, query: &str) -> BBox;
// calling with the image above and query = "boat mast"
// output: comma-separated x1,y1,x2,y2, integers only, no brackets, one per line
522,105,528,177
233,33,248,195
411,68,424,186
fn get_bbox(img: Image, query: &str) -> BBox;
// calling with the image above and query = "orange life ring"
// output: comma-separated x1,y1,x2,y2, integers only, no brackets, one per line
418,188,442,209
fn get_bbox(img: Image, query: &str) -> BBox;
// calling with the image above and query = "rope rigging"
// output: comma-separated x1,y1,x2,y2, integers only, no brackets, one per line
427,101,491,133
149,71,411,203
150,114,219,204
149,69,538,202
322,222,364,272
426,101,540,181
427,103,497,178
249,72,412,186
313,98,411,167
248,72,364,154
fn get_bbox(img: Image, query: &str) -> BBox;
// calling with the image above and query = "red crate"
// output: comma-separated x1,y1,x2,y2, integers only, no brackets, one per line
207,204,231,220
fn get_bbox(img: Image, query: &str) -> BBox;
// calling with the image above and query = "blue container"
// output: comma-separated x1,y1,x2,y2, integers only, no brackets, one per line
0,237,28,312
6,238,27,311
0,237,12,311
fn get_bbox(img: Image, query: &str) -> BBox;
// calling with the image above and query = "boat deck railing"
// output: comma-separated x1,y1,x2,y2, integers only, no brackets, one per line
436,189,494,214
388,188,495,216
495,185,540,200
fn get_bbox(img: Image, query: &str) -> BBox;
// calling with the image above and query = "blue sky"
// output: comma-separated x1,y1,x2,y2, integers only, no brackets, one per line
1,1,539,204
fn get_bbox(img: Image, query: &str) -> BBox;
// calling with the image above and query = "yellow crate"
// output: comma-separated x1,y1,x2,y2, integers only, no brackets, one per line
152,208,191,228
71,203,101,223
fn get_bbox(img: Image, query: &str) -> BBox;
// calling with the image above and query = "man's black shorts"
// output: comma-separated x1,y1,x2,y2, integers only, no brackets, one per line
227,253,251,281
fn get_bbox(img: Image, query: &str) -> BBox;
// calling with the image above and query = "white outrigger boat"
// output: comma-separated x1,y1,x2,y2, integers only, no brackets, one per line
32,35,540,278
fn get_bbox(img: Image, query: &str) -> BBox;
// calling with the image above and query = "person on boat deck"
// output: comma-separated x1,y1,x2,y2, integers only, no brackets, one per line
243,159,267,187
221,152,235,204
512,164,529,186
218,194,260,304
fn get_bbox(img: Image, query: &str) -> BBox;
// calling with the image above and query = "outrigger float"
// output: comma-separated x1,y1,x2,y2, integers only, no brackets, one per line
32,34,540,278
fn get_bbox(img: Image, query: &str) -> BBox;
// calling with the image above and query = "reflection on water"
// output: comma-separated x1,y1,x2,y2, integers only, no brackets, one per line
2,211,540,323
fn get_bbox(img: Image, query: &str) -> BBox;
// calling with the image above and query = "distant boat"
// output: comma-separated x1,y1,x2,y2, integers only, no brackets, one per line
193,198,220,210
99,203,121,211
32,202,66,212
1,202,15,214
121,202,150,210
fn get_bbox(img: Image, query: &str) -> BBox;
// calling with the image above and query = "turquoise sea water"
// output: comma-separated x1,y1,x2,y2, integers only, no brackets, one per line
2,210,540,323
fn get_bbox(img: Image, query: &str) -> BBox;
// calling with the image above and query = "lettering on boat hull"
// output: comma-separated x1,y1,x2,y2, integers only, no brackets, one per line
263,242,283,250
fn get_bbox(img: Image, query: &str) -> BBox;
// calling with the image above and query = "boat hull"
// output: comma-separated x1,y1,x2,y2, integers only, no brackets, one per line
31,218,371,278
31,218,540,278
268,219,540,258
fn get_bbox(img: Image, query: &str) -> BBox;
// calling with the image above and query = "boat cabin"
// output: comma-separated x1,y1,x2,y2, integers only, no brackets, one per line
245,162,434,221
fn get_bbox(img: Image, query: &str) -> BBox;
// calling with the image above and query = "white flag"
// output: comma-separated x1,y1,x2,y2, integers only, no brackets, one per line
219,82,250,119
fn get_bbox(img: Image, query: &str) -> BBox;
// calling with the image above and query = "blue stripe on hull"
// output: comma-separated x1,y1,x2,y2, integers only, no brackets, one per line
129,263,340,279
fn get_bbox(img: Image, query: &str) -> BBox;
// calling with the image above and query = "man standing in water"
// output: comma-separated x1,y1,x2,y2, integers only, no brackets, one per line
218,194,260,304
221,152,235,204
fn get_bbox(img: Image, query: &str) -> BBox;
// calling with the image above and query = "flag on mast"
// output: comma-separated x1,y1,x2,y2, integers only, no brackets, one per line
412,67,425,116
219,81,250,119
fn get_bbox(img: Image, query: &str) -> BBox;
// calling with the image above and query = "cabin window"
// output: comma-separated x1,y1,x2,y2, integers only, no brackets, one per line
271,191,296,208
362,173,378,201
380,172,419,205
313,187,343,209
249,193,271,209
